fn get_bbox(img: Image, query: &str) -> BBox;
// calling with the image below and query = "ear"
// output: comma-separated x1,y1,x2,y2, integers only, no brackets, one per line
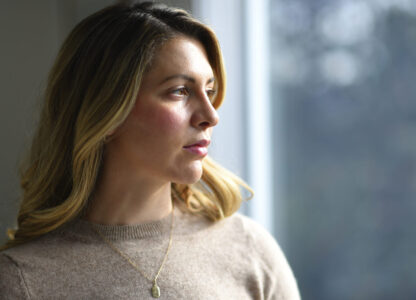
104,128,117,143
107,128,116,136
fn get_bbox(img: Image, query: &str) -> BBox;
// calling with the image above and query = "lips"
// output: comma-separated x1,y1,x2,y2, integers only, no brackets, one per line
183,139,210,148
183,139,210,157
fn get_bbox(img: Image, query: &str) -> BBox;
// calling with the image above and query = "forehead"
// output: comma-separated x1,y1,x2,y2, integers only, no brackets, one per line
144,36,214,83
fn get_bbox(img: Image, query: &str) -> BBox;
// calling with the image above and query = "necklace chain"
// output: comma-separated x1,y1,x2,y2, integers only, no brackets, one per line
91,202,175,298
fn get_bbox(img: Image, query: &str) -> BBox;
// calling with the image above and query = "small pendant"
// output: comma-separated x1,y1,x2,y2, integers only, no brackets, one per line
151,282,161,298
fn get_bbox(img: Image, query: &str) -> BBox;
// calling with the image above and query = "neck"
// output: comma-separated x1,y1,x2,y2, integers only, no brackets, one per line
85,157,173,225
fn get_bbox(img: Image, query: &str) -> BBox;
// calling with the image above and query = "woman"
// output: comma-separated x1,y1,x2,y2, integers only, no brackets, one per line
0,2,300,299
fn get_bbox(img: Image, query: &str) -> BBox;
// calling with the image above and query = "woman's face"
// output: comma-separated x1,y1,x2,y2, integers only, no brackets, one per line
106,36,219,184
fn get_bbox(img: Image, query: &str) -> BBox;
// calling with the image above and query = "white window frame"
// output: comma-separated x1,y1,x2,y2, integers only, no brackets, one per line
193,0,284,238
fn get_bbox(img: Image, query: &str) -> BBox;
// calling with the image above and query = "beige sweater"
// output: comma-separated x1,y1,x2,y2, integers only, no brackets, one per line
0,207,300,299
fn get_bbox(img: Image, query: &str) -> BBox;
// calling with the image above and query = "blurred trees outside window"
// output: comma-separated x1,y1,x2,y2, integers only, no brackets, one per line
270,0,416,299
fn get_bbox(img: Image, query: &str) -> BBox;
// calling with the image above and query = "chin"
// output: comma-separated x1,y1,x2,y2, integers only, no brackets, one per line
175,173,203,184
173,164,203,184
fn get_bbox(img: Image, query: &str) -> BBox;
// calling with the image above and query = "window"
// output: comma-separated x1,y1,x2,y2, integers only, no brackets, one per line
196,0,416,298
271,0,416,298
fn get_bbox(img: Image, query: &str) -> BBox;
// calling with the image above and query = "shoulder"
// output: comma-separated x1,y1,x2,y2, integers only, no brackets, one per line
0,252,30,299
224,213,301,300
0,225,97,273
222,212,283,257
0,228,97,298
225,213,286,265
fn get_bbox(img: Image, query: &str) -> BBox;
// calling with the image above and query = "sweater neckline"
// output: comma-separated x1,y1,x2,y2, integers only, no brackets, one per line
76,207,175,241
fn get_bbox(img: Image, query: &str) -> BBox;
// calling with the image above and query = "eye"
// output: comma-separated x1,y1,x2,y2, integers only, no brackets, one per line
206,89,217,102
170,87,189,97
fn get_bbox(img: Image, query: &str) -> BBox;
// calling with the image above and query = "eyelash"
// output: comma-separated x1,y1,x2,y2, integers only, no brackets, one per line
170,87,216,102
206,89,216,100
171,87,189,97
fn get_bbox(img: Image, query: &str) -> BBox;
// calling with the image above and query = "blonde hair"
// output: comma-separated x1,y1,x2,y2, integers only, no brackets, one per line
1,2,252,250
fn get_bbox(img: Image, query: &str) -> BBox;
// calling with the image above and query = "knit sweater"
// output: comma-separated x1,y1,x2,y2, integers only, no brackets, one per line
0,207,300,299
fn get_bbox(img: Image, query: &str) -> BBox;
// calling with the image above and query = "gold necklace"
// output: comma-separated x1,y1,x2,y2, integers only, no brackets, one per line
91,203,175,298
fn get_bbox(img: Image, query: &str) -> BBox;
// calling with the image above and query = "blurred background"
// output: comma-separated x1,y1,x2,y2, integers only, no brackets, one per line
1,0,416,299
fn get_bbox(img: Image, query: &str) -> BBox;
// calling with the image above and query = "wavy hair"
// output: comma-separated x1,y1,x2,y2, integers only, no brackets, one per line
1,2,253,250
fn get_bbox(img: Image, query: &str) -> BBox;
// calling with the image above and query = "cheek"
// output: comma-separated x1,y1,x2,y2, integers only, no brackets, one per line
154,107,184,133
132,102,187,135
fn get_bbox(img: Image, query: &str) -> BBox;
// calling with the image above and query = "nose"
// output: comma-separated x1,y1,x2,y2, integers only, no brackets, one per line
191,91,220,130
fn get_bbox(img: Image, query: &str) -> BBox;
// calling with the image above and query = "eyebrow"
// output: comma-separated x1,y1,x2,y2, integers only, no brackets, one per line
159,74,215,85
